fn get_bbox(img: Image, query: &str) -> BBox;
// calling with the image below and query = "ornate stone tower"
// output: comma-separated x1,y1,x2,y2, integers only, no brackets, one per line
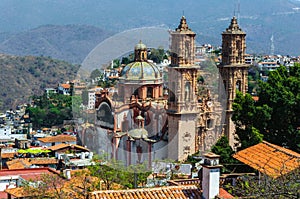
218,16,249,148
167,16,199,161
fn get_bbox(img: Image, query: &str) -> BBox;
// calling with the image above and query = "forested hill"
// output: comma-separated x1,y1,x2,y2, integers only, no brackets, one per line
0,54,80,111
0,25,113,64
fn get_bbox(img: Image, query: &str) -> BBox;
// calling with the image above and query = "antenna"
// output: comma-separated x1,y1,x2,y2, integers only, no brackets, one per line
237,0,240,22
233,0,236,16
270,34,275,55
234,0,241,21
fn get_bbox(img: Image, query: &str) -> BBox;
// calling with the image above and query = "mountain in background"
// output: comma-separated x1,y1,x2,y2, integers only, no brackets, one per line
0,0,299,59
0,0,300,111
0,25,113,64
0,54,79,111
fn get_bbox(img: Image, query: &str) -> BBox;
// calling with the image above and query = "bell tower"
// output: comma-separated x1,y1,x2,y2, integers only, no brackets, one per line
167,16,199,161
218,16,249,148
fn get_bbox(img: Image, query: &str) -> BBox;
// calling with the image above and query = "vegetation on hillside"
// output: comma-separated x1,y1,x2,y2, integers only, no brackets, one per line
0,54,80,111
0,24,113,64
27,93,82,129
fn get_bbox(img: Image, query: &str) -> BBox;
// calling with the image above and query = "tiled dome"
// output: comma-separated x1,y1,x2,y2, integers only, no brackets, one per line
135,41,147,50
120,41,162,82
121,61,161,80
128,128,148,139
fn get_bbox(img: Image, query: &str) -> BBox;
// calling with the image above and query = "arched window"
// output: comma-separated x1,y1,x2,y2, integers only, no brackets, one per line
147,87,153,98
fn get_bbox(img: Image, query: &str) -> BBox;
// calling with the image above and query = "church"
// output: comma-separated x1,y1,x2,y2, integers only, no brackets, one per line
78,15,249,165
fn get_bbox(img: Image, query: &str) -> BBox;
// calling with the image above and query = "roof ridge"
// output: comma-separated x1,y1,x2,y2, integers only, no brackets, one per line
91,185,198,193
263,141,300,158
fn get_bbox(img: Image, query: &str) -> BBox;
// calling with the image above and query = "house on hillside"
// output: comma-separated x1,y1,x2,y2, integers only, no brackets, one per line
38,135,76,147
0,167,61,198
57,83,71,95
44,88,57,98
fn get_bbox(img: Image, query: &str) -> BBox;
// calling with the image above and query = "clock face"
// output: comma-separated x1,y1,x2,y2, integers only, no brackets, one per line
207,101,213,108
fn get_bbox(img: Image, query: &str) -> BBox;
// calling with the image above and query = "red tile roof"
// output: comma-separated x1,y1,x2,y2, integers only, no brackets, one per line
6,159,31,170
233,141,300,178
0,191,10,198
1,152,16,159
218,188,234,199
60,83,71,89
0,167,60,181
38,135,76,143
4,187,30,198
89,185,201,199
252,96,259,101
48,143,89,152
29,158,58,165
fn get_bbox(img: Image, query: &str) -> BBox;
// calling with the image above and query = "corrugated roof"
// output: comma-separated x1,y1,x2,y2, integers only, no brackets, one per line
89,185,202,199
38,135,76,143
233,141,300,178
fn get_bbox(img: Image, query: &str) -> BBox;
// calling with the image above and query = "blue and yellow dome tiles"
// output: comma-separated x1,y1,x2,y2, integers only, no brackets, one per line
120,41,162,82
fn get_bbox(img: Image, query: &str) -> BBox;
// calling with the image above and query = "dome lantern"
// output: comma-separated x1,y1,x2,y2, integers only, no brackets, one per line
134,40,147,61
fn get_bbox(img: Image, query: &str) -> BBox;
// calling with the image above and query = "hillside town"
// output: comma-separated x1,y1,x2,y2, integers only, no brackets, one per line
0,15,299,199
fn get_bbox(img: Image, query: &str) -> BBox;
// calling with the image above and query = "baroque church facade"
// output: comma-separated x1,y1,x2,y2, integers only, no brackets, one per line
78,16,248,164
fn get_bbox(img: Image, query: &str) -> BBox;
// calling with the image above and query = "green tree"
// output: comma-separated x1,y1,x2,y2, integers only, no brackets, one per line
232,64,300,152
112,59,120,68
90,69,102,80
121,57,130,65
27,93,75,128
258,64,300,151
232,92,266,149
225,168,300,198
88,154,150,190
148,47,165,63
211,136,235,172
22,173,67,199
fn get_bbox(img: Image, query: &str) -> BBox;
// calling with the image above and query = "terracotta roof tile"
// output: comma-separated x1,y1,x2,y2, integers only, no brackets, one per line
218,188,234,199
48,143,89,152
252,96,259,101
1,152,16,159
0,167,60,182
38,135,76,143
60,83,71,89
6,159,31,170
233,141,300,178
29,158,58,165
5,187,29,198
89,185,201,199
6,158,58,169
